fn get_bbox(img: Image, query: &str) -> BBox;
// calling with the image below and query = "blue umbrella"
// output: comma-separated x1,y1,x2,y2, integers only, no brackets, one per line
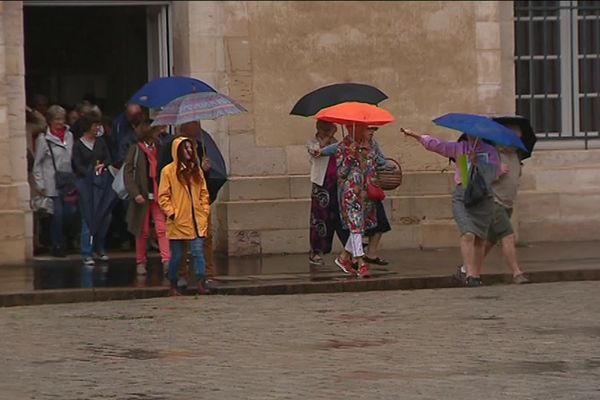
75,171,119,243
128,76,216,108
433,113,528,152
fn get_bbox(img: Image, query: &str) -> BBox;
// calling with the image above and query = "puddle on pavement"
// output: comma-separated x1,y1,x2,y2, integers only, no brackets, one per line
315,338,397,350
478,359,600,375
532,326,600,337
71,314,155,321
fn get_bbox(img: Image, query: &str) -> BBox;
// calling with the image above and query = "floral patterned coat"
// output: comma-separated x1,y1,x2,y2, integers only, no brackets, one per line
336,135,378,233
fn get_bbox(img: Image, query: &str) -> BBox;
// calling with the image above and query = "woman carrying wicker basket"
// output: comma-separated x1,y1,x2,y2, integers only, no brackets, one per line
363,127,392,265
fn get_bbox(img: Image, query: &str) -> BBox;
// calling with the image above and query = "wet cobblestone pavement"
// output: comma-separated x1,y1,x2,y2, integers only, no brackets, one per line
1,281,599,399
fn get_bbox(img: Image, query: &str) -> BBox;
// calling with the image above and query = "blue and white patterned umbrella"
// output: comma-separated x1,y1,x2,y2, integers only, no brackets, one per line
151,92,246,126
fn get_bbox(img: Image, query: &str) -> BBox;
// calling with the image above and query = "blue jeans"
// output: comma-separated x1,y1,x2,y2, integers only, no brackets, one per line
169,238,205,284
80,214,111,259
50,196,69,250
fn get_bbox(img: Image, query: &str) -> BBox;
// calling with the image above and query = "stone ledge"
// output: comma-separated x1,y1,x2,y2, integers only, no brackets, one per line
2,269,599,306
519,218,600,242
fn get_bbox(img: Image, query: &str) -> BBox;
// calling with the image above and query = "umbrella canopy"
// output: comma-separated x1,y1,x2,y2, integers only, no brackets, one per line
75,171,119,239
151,92,246,126
200,130,227,204
128,76,216,108
290,83,388,116
492,115,537,160
315,102,395,126
433,113,528,152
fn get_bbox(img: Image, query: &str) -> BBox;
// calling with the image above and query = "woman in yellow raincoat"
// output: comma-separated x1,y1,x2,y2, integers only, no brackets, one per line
158,137,210,295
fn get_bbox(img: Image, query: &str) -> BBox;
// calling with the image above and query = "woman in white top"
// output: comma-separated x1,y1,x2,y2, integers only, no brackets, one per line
307,121,348,265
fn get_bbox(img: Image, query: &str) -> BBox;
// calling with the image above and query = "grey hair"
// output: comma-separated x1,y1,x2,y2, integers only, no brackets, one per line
46,105,66,122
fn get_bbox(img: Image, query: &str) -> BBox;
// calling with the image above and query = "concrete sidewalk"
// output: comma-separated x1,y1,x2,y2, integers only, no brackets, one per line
0,241,599,306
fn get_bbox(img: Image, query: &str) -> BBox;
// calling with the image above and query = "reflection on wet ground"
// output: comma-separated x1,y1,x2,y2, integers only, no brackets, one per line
1,241,599,294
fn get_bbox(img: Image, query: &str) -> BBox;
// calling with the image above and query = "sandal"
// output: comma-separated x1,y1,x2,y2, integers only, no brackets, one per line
364,256,389,266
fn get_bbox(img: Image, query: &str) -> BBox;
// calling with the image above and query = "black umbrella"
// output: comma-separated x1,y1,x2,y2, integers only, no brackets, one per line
200,129,227,204
290,83,388,116
75,171,119,243
492,115,537,160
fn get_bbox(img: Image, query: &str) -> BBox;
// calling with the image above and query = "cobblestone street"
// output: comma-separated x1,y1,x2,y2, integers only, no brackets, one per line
1,282,599,399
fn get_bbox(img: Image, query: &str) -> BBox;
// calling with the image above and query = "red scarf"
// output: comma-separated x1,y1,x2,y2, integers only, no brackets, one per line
50,126,66,143
138,142,159,195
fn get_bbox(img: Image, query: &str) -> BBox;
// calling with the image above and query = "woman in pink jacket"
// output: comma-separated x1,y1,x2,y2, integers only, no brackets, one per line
403,128,501,287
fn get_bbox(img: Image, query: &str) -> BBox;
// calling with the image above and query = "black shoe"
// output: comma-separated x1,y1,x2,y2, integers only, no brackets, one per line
465,276,482,287
50,248,67,258
364,256,389,266
454,266,466,283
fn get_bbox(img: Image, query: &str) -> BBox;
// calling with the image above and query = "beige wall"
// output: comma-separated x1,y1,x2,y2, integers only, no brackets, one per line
169,1,517,255
0,1,518,264
0,1,29,264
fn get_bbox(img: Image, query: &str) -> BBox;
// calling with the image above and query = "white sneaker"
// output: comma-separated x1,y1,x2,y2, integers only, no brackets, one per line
177,277,188,289
136,263,147,275
83,257,95,266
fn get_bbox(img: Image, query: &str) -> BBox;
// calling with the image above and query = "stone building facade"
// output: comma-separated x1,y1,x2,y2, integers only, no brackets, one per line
0,1,597,266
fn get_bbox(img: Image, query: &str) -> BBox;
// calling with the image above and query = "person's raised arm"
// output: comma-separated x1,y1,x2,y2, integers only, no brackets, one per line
402,128,464,160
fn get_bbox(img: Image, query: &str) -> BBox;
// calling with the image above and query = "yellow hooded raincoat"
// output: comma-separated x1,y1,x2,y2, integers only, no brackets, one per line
158,137,210,239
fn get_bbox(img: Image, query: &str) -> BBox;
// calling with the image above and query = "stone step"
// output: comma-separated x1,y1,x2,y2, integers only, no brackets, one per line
518,217,600,243
516,190,600,223
221,193,455,232
525,148,600,169
224,171,455,201
520,165,600,192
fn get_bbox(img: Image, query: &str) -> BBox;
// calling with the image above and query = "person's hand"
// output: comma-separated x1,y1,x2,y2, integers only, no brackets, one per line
95,161,105,174
134,195,145,204
308,148,321,157
468,150,478,165
201,156,212,172
38,188,47,196
500,163,509,175
401,128,421,141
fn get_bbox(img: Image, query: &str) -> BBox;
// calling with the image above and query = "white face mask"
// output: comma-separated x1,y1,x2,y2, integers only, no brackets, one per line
96,125,105,137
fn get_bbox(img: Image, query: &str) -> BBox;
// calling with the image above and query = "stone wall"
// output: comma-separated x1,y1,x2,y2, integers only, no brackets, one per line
174,1,517,255
0,1,29,265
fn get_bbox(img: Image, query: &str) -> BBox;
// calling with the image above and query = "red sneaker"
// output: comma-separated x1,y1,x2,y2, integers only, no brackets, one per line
196,280,210,295
357,263,371,279
335,256,358,276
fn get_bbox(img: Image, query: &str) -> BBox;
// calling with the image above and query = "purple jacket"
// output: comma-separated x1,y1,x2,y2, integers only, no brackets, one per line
419,135,500,185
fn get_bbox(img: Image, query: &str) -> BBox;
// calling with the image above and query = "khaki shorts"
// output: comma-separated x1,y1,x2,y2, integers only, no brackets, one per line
487,203,514,244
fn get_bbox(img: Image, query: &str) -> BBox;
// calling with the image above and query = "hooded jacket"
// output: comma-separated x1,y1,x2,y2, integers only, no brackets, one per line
158,137,210,239
33,128,75,197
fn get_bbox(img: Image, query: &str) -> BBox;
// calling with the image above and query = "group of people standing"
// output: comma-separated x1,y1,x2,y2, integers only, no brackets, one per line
28,94,216,295
307,118,529,287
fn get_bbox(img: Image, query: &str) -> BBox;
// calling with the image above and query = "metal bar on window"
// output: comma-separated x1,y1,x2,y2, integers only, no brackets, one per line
528,2,536,135
543,4,549,135
582,3,589,147
559,1,574,138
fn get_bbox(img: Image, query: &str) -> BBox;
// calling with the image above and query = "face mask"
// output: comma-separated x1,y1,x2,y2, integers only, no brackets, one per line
96,125,105,137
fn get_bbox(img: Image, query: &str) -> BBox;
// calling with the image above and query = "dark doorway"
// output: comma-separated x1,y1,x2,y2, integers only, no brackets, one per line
24,6,149,117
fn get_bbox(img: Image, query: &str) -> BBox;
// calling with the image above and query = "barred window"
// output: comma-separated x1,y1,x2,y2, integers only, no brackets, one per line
515,1,600,147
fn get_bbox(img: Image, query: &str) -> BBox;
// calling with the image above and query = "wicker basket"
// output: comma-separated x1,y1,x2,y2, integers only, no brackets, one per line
377,158,403,191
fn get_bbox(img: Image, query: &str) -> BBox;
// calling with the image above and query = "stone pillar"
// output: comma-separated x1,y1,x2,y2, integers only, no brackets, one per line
0,1,30,265
475,1,515,115
171,1,232,253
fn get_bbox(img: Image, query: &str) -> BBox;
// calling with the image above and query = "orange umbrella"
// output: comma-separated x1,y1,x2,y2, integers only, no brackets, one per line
315,102,394,126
